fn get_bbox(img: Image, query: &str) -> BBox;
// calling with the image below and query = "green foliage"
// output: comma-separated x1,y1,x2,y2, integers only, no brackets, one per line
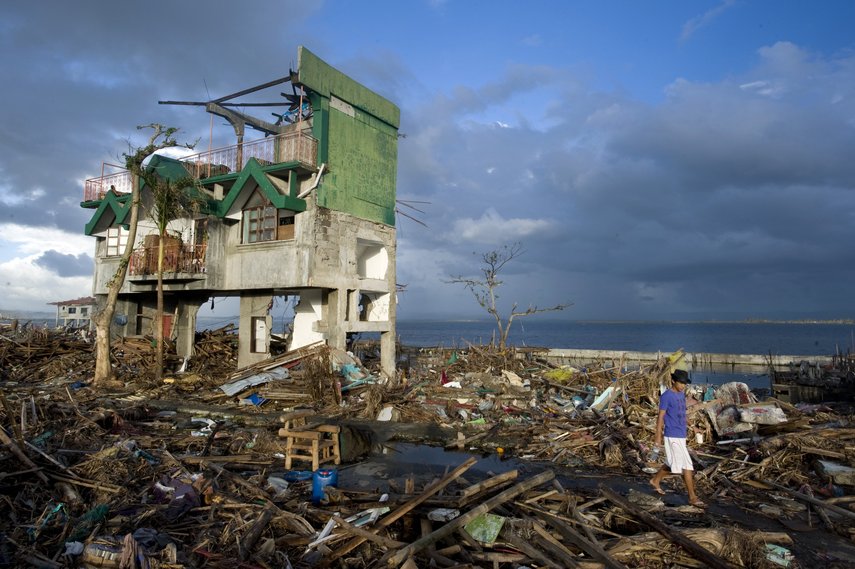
123,123,203,234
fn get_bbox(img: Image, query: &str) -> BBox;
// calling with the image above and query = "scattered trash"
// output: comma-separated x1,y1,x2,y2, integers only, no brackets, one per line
239,392,268,406
463,512,505,545
428,508,461,522
0,330,852,568
766,544,795,567
376,405,400,421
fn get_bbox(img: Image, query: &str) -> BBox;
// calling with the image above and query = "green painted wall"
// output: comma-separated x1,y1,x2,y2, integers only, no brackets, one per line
297,46,399,227
298,47,399,128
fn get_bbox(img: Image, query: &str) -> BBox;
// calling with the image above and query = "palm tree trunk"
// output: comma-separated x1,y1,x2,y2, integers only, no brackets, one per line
93,177,141,385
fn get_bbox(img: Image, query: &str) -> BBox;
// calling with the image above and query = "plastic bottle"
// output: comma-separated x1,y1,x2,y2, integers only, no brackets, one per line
647,446,661,463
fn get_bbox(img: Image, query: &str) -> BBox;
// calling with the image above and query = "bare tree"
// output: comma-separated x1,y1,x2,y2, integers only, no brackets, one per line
91,124,192,386
446,243,571,349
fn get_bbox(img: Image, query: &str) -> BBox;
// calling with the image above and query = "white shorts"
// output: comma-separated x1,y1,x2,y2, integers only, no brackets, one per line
664,436,694,473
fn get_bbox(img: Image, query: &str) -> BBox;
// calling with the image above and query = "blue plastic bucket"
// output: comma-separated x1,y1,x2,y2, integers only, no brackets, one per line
311,469,338,504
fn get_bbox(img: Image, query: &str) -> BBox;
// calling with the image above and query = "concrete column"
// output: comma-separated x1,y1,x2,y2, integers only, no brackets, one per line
290,289,326,349
380,241,397,378
238,292,273,369
175,300,203,358
326,288,347,352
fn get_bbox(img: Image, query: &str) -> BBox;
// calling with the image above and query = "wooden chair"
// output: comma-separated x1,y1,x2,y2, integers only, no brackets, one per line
278,412,341,471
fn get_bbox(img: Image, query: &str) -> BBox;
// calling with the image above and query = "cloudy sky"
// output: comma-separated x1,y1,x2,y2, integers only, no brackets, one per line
2,0,854,321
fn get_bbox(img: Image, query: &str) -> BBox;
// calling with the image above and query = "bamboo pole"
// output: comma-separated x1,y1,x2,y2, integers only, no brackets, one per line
760,479,855,521
384,469,555,566
239,504,276,560
0,427,48,483
321,456,478,566
600,486,738,569
525,506,628,569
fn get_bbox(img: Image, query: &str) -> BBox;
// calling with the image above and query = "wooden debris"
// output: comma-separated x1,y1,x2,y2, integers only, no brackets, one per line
600,485,738,569
0,327,853,568
384,469,555,566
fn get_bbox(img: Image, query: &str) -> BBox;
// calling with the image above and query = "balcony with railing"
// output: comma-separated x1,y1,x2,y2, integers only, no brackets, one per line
180,130,317,179
83,130,318,202
83,164,132,202
128,244,207,278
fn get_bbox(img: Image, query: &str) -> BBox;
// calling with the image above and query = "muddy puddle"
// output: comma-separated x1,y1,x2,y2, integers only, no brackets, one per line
338,443,532,490
333,442,635,496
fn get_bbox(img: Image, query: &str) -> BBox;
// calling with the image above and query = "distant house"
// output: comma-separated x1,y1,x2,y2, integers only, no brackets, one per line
48,296,96,328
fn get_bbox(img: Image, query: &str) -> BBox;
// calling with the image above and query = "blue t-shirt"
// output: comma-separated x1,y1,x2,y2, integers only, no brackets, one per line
660,389,687,438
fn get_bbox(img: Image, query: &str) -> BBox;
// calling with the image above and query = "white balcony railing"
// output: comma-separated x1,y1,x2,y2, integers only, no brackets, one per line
83,130,317,202
83,165,132,202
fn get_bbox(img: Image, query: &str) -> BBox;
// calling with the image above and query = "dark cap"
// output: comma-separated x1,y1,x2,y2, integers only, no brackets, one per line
671,369,691,384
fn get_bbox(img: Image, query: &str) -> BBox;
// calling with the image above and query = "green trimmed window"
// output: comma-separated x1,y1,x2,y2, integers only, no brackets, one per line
242,192,277,243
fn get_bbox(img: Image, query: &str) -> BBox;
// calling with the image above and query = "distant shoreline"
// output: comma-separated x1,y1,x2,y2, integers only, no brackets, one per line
2,313,854,326
397,318,855,325
740,319,855,325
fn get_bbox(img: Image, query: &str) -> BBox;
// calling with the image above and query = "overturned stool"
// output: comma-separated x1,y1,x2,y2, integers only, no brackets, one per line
278,412,341,471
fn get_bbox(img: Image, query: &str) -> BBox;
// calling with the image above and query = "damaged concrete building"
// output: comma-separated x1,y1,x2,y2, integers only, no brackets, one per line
81,47,400,376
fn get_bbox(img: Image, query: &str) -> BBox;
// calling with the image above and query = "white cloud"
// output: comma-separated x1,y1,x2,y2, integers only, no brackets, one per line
680,0,736,42
0,176,48,206
0,255,92,312
451,208,555,244
0,226,93,311
738,80,784,97
0,224,92,257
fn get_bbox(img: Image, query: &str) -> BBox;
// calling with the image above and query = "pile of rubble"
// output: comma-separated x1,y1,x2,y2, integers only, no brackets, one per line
1,325,855,567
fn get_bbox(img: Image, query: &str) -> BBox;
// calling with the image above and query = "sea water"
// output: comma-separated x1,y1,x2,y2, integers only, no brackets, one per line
392,320,855,390
394,319,854,356
194,317,855,356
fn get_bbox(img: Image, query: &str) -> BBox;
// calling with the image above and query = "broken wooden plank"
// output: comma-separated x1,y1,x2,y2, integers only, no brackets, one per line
519,504,628,569
0,426,49,483
48,473,122,494
604,528,793,558
503,530,565,569
458,469,518,506
599,485,738,569
181,454,272,465
527,517,584,568
333,515,404,549
761,478,855,521
239,503,276,560
384,469,555,566
469,552,528,563
320,456,478,565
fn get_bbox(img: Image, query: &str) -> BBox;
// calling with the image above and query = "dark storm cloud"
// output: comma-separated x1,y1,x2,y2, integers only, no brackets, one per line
0,1,320,234
3,2,851,321
34,250,93,277
395,42,855,320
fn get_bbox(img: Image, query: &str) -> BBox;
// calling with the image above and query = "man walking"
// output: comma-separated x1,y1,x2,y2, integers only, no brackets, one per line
649,369,704,507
